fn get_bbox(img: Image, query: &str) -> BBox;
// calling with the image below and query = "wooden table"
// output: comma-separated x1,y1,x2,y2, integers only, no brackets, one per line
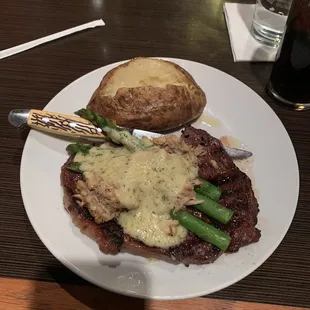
0,0,309,309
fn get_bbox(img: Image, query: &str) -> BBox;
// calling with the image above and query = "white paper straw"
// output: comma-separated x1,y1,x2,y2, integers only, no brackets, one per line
0,19,105,60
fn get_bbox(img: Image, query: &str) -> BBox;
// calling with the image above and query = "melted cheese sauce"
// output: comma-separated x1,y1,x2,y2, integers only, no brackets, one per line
74,144,198,248
118,208,188,249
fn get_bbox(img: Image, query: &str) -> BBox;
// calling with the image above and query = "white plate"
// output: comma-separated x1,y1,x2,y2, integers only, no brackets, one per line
20,58,299,300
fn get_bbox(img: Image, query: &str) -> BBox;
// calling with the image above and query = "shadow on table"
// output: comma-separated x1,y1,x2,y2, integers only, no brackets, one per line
236,1,276,83
249,59,273,89
30,264,148,310
58,282,147,310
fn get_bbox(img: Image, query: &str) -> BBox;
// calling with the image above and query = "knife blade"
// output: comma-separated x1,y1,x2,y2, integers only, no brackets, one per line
127,129,252,160
8,109,252,160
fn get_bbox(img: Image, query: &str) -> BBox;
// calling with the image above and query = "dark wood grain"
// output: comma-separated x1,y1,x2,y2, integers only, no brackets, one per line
0,0,309,308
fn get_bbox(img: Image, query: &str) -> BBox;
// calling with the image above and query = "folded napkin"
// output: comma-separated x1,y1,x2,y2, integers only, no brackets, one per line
0,19,105,60
223,3,277,62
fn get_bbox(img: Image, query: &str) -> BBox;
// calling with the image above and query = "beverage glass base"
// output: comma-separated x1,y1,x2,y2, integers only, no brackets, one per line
251,21,282,48
267,82,310,111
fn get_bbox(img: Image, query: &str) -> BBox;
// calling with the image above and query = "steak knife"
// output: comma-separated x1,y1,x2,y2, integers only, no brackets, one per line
8,109,252,160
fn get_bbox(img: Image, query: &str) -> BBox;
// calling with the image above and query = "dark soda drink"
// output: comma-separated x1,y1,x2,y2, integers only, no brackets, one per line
267,0,310,110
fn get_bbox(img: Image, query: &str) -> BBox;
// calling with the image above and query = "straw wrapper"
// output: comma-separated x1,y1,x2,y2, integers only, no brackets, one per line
0,19,105,60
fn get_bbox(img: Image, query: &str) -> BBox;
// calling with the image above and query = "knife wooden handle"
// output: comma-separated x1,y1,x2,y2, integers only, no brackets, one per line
27,109,105,139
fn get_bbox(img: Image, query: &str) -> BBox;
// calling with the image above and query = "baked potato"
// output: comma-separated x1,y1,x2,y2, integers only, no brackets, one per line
87,57,207,131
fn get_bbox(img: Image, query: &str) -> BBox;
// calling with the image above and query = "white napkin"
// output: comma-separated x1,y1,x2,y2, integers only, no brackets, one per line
223,3,277,62
0,19,105,60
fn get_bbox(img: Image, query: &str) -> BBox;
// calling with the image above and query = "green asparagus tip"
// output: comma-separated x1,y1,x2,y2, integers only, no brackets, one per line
75,108,90,120
67,162,82,173
66,143,92,155
75,108,118,130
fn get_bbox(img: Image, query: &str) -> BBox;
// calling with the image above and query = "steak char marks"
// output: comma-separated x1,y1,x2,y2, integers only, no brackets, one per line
182,127,260,252
61,127,260,265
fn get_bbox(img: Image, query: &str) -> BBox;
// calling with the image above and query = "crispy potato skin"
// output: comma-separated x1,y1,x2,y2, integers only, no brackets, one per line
87,58,207,131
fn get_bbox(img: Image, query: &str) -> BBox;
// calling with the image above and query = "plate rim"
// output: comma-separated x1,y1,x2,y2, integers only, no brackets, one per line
20,57,300,300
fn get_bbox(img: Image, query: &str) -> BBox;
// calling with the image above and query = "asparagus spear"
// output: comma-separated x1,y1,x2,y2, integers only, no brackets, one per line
67,162,82,173
76,108,119,129
194,193,234,224
75,108,149,152
194,180,222,201
66,143,92,155
171,210,231,251
75,108,232,246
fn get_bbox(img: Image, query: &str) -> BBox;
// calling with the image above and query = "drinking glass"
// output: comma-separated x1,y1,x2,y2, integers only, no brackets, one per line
251,0,293,47
267,0,310,110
